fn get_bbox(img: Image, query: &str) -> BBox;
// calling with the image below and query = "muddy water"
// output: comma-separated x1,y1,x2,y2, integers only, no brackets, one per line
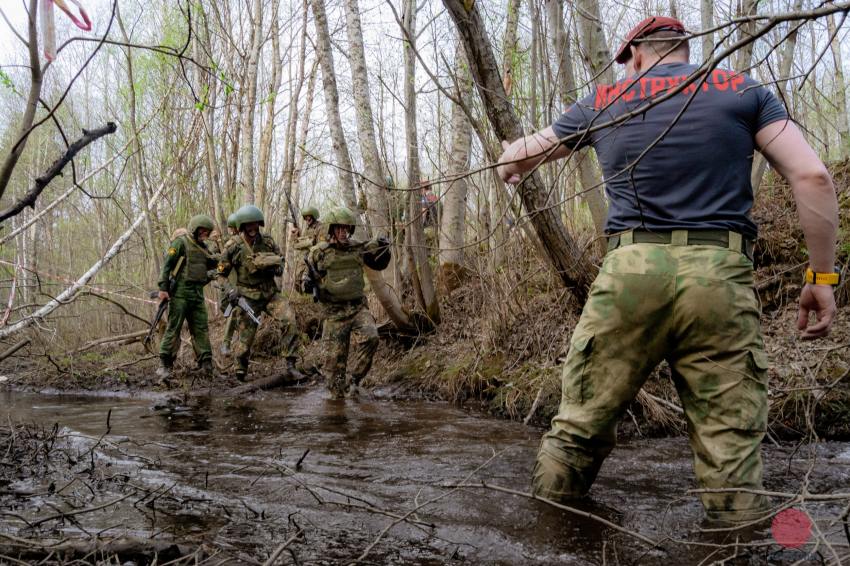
2,387,849,564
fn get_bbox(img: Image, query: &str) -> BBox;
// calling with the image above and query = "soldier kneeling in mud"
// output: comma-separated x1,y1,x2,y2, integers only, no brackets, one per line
304,207,390,399
216,205,303,382
157,214,220,384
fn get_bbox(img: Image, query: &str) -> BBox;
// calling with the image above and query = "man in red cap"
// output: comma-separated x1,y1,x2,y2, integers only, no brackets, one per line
498,16,838,522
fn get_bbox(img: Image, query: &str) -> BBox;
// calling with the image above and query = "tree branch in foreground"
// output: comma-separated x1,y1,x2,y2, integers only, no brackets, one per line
0,122,117,224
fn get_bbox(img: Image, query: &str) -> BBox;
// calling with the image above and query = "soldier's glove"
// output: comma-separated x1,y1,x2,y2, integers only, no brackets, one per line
376,236,390,249
206,269,218,282
226,288,240,306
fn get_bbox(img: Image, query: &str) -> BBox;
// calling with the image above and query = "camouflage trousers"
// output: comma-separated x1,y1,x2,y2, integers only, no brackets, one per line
223,309,239,345
233,294,301,376
321,300,378,398
533,243,769,522
159,289,211,366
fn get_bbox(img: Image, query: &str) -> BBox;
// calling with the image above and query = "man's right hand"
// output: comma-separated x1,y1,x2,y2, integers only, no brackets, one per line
290,226,301,237
797,283,837,339
226,288,240,305
497,140,523,184
158,291,170,301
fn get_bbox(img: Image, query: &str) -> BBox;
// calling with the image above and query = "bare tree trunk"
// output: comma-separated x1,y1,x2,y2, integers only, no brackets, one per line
734,0,758,72
309,0,358,210
502,0,522,97
279,0,308,225
555,0,607,250
576,0,613,84
292,63,318,196
442,0,593,300
341,0,414,329
238,0,263,203
342,0,391,230
751,1,801,194
438,44,473,294
402,0,440,323
256,0,284,210
0,0,43,202
116,5,160,281
197,9,225,227
827,13,850,155
700,0,714,62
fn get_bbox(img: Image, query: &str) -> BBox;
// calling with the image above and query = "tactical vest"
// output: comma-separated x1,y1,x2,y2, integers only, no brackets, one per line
234,234,280,298
181,236,213,283
317,244,365,302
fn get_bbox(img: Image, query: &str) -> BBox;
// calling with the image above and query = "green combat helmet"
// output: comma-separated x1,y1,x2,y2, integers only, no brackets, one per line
226,213,238,230
302,206,319,221
323,206,357,235
188,214,215,238
234,205,265,231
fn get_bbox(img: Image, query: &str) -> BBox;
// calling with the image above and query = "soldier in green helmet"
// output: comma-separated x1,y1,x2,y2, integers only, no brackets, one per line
219,212,241,356
290,206,324,287
216,205,303,381
305,206,389,399
156,214,220,384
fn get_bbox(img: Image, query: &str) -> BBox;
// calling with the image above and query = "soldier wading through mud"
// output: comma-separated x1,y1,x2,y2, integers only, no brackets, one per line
156,214,221,385
304,207,391,399
498,16,839,522
216,205,304,382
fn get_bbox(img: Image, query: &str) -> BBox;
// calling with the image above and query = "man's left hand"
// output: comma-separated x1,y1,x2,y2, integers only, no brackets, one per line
797,283,837,339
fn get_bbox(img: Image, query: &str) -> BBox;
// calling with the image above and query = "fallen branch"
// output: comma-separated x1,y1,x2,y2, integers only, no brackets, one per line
108,354,156,371
75,330,149,353
444,481,660,547
0,339,30,363
0,123,117,224
0,121,198,341
218,371,309,397
0,534,192,562
262,530,303,566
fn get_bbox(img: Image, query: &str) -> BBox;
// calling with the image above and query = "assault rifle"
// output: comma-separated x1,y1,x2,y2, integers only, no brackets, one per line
282,187,300,227
303,257,322,303
144,255,185,347
224,294,262,325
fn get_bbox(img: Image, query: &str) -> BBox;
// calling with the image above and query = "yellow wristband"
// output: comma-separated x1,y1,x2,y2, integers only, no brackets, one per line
805,267,840,286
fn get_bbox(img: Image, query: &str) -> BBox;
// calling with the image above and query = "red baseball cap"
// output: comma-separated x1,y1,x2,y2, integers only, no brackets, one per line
614,16,686,64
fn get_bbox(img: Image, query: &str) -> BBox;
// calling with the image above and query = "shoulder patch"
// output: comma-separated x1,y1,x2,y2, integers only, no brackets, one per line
167,247,178,256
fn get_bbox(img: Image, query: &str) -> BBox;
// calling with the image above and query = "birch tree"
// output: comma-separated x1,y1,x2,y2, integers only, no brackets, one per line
402,0,439,323
438,45,473,293
341,0,414,329
309,0,359,210
238,0,263,203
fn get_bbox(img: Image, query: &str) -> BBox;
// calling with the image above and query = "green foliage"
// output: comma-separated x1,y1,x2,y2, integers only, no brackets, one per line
0,69,17,94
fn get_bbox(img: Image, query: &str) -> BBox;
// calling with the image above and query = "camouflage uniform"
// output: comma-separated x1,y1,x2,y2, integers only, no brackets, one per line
308,238,380,399
158,223,219,372
533,238,769,522
293,218,325,287
217,230,301,379
219,234,241,354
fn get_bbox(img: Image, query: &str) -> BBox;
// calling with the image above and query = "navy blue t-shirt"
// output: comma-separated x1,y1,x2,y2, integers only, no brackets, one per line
552,62,788,238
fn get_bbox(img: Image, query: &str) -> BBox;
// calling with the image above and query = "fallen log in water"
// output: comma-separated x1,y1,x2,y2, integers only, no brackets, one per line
221,370,310,397
0,534,195,563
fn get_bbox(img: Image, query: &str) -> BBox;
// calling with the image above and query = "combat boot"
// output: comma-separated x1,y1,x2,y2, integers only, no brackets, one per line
285,357,305,381
199,359,217,378
156,364,173,387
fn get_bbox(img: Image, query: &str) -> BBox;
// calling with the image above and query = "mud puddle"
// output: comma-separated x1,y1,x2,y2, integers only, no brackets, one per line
2,387,849,564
